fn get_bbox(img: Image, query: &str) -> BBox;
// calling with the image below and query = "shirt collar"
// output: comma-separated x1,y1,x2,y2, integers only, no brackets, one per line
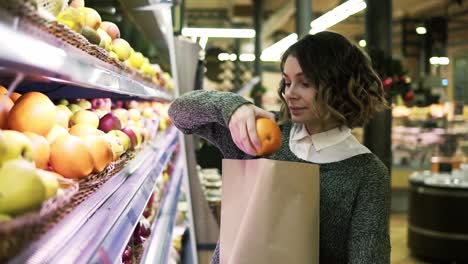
290,124,352,151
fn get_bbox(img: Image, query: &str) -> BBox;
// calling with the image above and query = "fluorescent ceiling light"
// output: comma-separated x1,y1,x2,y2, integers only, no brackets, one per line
181,28,255,38
416,26,427,34
358,39,366,47
239,54,255,62
229,54,237,61
310,0,366,34
261,33,298,62
430,57,449,65
218,53,230,61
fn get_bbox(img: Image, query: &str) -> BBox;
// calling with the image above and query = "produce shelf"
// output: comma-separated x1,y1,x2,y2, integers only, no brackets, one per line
10,126,180,264
141,150,185,264
0,9,174,101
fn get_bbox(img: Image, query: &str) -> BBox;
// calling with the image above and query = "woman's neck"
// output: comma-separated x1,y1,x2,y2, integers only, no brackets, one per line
305,120,340,135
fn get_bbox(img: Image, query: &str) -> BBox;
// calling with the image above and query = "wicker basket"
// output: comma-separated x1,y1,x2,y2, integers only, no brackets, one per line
0,177,79,261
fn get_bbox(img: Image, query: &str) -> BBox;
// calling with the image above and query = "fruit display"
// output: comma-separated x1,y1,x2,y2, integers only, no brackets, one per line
0,87,171,221
52,1,174,92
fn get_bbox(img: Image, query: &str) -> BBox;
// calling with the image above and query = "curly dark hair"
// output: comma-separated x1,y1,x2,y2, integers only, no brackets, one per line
278,31,389,128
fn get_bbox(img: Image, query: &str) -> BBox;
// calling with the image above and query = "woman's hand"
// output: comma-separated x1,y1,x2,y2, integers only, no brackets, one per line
228,104,275,156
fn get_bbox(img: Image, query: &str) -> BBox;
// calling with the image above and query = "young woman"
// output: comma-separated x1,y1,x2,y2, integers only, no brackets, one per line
169,31,390,263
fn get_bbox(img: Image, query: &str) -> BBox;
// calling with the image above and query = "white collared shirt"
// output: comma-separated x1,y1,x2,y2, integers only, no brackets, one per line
289,123,371,164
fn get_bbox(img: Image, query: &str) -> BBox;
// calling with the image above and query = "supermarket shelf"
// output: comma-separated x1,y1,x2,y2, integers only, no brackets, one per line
0,10,174,101
141,151,185,264
10,126,179,264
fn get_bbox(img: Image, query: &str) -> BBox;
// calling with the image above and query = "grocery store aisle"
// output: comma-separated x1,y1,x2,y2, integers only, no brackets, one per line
390,213,427,264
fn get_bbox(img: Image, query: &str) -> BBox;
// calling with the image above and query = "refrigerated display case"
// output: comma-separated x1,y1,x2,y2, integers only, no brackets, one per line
0,0,197,263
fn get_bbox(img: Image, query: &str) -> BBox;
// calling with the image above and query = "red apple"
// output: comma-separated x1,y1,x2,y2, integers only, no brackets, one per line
91,98,106,109
122,245,132,261
139,218,151,238
98,113,122,132
121,127,137,149
100,21,120,40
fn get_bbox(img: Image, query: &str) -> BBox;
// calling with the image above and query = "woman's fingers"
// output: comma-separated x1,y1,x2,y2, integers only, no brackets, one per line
255,108,275,120
246,115,261,152
238,122,257,156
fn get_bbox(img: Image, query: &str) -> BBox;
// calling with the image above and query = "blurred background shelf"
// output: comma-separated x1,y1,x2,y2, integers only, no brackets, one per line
10,126,179,264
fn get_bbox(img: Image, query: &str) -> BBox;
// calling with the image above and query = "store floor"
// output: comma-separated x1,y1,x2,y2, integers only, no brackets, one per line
390,213,426,264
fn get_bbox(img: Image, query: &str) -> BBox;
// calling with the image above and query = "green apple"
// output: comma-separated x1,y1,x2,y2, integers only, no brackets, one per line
109,51,119,60
56,105,73,128
129,126,142,147
36,169,59,199
77,99,92,110
70,110,99,128
97,28,112,51
57,99,69,106
0,214,11,221
0,159,46,215
0,130,34,166
68,103,82,113
107,130,131,151
129,51,144,69
46,124,69,144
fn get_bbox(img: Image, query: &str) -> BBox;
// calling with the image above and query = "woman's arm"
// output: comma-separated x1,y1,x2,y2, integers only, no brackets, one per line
347,161,391,263
169,90,273,158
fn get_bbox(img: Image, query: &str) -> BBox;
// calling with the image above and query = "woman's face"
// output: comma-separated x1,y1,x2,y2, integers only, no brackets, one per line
282,55,319,125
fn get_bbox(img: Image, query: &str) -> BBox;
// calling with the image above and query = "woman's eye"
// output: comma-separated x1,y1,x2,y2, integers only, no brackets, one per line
302,82,309,87
284,82,291,87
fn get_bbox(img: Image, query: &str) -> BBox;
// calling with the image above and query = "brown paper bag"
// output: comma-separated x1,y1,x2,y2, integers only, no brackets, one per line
220,159,320,264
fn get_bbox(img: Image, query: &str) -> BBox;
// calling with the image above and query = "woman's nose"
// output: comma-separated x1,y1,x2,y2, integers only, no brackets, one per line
285,84,298,99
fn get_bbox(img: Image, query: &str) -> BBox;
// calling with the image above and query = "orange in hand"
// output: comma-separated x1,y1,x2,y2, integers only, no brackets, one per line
255,118,282,156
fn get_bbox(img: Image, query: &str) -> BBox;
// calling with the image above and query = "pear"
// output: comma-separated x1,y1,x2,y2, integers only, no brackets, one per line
0,130,34,167
0,159,46,215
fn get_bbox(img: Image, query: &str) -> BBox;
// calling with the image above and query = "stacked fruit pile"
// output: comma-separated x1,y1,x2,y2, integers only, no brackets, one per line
55,0,173,91
0,85,171,221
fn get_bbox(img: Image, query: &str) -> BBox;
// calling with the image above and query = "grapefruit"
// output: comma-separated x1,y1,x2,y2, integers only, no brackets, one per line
0,96,14,129
24,132,50,170
49,135,94,179
82,135,113,173
255,118,282,156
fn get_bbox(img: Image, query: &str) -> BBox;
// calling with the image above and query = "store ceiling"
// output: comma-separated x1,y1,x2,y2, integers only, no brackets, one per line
183,0,461,51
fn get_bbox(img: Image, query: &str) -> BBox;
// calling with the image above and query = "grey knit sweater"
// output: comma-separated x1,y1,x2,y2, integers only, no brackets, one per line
168,90,391,263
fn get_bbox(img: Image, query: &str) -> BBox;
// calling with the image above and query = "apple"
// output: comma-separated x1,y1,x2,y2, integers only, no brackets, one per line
122,245,132,261
139,217,151,238
68,103,82,113
140,62,156,77
91,98,105,109
77,99,92,110
142,107,153,119
92,109,107,118
100,21,120,40
46,124,69,144
0,214,11,221
97,28,112,52
57,99,69,106
129,52,144,69
121,127,138,149
79,7,101,30
103,134,125,160
129,126,143,147
111,38,131,61
36,169,59,199
109,51,119,60
111,108,128,124
128,109,141,122
0,130,34,166
56,105,73,128
69,0,84,8
70,110,100,128
99,113,122,133
108,130,131,151
133,223,144,245
0,159,46,215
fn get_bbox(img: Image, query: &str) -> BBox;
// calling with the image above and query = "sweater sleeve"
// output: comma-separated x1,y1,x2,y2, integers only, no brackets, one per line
347,161,391,263
168,90,253,159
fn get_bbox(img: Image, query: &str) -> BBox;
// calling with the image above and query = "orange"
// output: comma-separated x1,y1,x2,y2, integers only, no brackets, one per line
24,132,50,169
255,118,282,156
50,134,94,179
0,96,14,129
81,135,113,173
8,92,56,136
9,92,22,102
0,85,8,94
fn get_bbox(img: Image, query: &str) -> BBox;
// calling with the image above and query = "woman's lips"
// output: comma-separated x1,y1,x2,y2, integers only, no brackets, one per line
289,107,306,115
